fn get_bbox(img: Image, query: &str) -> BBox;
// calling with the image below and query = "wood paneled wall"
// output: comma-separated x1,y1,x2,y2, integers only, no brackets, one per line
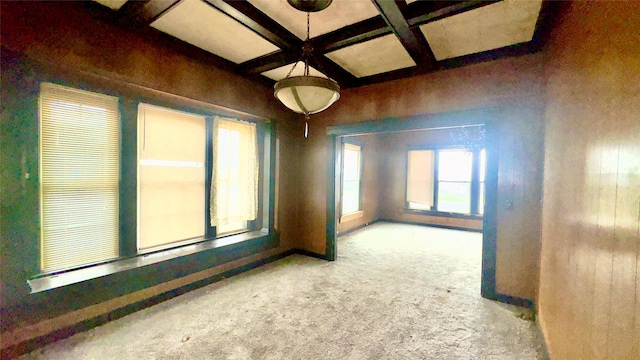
0,1,301,349
336,134,380,234
301,53,546,301
538,2,640,359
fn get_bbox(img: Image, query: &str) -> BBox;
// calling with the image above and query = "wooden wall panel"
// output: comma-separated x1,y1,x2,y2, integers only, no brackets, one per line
538,2,640,359
0,1,301,349
301,53,546,301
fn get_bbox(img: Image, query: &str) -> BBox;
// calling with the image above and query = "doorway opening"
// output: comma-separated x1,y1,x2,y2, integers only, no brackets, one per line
325,109,500,300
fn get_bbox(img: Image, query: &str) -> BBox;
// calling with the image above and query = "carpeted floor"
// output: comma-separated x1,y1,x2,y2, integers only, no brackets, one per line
20,222,546,359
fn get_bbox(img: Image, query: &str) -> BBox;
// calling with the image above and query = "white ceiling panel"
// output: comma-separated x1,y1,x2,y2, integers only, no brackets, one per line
248,0,380,39
325,34,416,78
151,0,279,64
261,62,328,81
419,0,542,60
93,0,128,10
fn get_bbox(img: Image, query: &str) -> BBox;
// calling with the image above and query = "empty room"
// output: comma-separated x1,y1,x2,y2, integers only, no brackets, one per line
1,1,639,359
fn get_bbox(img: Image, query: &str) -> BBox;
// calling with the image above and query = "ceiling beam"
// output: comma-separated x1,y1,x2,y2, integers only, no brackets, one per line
203,0,301,51
371,0,436,69
528,0,569,51
308,56,359,88
311,16,391,53
119,0,183,24
237,50,301,75
405,0,500,28
237,1,493,76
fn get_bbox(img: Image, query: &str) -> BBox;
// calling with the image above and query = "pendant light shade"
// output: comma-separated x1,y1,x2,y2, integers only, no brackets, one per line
286,0,333,12
274,76,340,115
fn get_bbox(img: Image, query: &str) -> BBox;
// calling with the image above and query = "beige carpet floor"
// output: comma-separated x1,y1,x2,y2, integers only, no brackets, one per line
20,222,546,359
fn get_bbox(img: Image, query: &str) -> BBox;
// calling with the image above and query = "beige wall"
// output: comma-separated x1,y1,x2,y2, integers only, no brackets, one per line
538,2,640,359
378,129,483,231
301,53,545,301
337,134,380,234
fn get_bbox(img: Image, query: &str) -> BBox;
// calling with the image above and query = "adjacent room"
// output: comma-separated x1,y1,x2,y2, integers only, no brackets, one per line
2,1,638,359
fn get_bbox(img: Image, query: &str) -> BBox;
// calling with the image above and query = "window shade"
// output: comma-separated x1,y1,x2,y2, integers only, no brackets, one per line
406,150,435,209
137,104,206,251
210,117,258,228
39,83,120,272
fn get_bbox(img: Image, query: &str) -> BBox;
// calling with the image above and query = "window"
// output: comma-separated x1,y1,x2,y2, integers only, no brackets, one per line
210,117,258,235
341,143,362,215
406,150,435,210
137,106,260,252
36,83,273,278
406,148,485,215
437,149,473,213
478,149,486,214
39,83,120,272
137,104,207,251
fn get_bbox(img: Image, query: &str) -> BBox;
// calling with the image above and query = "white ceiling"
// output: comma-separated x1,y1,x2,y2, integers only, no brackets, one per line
326,34,416,78
151,0,279,64
248,0,380,39
419,0,543,60
92,0,548,85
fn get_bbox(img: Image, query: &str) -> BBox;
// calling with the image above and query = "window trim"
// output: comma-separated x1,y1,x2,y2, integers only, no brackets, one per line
339,140,363,219
28,80,279,290
405,146,485,217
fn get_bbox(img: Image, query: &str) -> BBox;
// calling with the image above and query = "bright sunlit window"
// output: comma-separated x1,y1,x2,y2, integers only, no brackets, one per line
437,149,473,213
341,143,362,215
478,149,486,214
406,147,486,215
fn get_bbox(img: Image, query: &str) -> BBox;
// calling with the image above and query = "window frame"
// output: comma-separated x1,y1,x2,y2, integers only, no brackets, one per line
339,140,364,219
28,81,278,291
405,146,485,219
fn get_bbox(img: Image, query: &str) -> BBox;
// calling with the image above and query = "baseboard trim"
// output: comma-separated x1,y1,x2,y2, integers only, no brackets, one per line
293,249,328,260
378,218,483,233
1,248,297,359
336,219,380,237
495,293,535,309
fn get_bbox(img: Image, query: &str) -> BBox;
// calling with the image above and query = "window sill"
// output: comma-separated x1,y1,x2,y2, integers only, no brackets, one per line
27,229,274,294
340,210,364,223
403,208,483,220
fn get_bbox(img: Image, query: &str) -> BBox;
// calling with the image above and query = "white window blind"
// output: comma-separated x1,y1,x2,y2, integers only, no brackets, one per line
341,143,361,215
137,104,206,251
39,83,120,272
406,150,435,210
210,117,258,232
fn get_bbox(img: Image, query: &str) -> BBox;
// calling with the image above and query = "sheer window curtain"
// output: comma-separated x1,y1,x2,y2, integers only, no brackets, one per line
210,117,258,228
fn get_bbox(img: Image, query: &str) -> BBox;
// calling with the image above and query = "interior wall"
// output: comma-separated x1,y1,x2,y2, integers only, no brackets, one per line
0,1,300,349
538,2,640,359
301,53,545,301
378,129,483,231
336,134,380,234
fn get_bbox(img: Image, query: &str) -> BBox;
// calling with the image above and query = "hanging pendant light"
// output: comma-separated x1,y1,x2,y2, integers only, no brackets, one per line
274,1,340,136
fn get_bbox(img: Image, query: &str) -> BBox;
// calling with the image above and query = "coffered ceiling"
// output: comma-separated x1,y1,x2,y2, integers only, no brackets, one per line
92,0,558,89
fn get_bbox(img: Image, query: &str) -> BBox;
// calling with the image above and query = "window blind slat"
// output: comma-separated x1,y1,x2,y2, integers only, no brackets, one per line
39,83,120,272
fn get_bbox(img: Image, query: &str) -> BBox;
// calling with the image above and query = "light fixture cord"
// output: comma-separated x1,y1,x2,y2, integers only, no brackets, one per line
304,12,310,76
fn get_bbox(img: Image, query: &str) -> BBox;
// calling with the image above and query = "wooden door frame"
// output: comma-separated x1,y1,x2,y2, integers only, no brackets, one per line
324,107,501,301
